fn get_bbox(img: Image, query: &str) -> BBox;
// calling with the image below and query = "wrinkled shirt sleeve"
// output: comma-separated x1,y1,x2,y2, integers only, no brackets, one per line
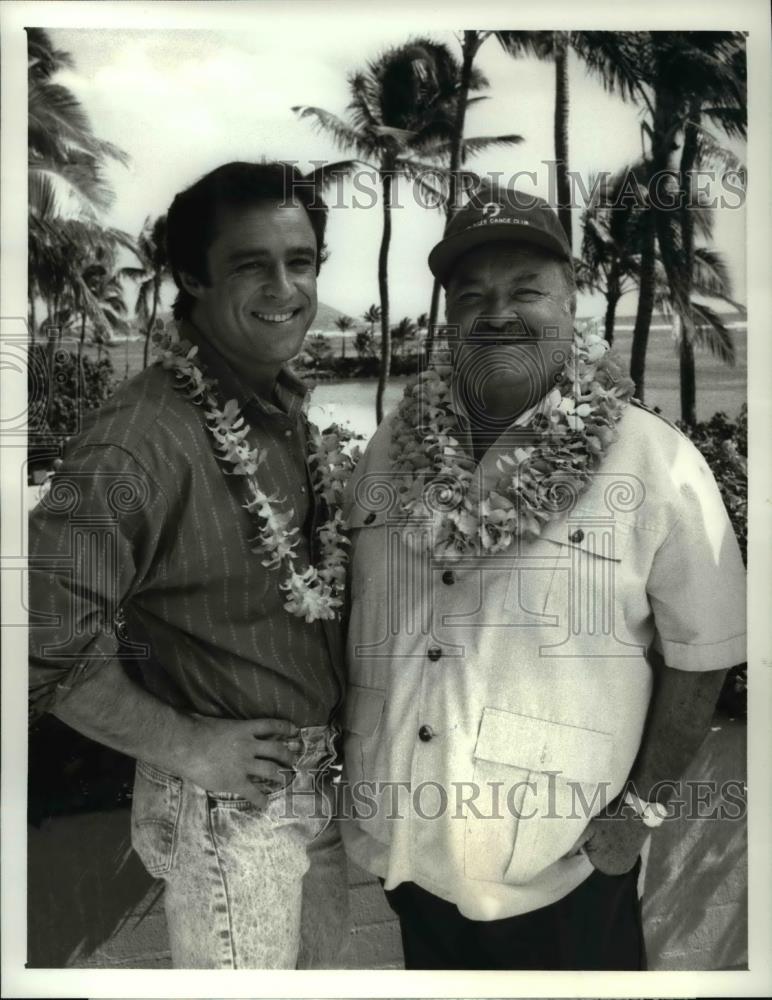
28,443,168,721
646,446,746,672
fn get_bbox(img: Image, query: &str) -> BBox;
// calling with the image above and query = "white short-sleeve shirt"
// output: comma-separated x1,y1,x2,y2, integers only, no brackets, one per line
341,401,746,920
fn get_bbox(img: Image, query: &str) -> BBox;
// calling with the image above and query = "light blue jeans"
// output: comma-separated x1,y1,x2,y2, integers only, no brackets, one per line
130,724,350,968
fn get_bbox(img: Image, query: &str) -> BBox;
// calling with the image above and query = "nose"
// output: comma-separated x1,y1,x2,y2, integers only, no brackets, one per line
263,263,293,300
474,291,524,334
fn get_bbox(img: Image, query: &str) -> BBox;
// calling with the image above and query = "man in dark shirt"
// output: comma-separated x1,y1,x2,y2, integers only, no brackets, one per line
28,162,349,968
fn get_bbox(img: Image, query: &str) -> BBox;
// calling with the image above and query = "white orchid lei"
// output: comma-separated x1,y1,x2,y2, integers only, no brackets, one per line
153,325,354,622
388,325,635,557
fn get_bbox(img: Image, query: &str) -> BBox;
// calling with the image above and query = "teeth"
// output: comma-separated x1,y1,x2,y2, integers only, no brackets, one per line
254,311,295,322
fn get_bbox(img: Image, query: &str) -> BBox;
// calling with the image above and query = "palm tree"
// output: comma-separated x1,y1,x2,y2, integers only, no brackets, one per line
580,164,649,345
294,40,453,423
123,215,169,367
581,32,746,405
295,38,521,423
75,263,131,361
497,31,659,247
27,28,128,220
391,316,418,358
667,39,746,424
354,330,377,360
363,303,381,336
580,164,740,416
423,30,525,346
334,314,354,359
33,217,134,381
424,28,636,338
27,26,129,378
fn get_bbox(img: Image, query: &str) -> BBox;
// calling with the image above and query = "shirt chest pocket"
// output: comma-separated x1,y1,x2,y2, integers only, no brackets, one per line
465,708,614,885
503,516,632,639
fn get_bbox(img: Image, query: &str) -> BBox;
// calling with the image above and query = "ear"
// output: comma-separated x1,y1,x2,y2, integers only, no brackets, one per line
179,271,205,300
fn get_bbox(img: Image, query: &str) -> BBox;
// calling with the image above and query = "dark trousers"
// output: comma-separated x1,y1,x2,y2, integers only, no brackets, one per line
383,860,647,970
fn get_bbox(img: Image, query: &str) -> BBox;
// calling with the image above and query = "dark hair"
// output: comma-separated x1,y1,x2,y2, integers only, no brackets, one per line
166,161,329,321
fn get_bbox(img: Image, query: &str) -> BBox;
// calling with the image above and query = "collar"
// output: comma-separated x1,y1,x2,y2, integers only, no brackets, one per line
177,319,308,420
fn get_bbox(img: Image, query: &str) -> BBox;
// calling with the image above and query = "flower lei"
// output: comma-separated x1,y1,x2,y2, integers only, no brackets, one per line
153,325,354,622
388,325,635,557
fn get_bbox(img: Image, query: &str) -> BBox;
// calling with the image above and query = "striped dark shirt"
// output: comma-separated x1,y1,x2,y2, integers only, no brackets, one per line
28,322,344,726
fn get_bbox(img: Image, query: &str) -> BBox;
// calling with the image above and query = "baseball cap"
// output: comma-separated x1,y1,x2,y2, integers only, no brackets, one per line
428,182,573,285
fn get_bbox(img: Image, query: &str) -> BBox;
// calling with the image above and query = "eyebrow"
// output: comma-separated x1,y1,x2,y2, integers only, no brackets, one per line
451,271,541,290
226,245,316,264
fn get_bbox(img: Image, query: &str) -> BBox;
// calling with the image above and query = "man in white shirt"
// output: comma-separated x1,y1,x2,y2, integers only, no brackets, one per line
340,183,746,969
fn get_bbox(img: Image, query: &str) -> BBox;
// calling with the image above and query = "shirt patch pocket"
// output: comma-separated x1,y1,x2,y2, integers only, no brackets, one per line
130,760,183,877
465,708,614,885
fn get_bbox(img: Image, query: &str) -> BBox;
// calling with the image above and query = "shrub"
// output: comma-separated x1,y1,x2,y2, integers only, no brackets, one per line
28,344,117,480
678,406,747,717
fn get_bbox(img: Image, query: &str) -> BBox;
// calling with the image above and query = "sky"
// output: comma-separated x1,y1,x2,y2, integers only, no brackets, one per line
48,22,747,324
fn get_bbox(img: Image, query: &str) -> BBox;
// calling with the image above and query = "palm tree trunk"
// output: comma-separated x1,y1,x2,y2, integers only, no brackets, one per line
604,267,621,346
679,335,696,426
143,278,161,368
449,31,478,214
426,31,479,342
678,99,700,427
425,277,443,364
629,206,656,401
553,33,572,246
375,172,393,424
631,86,672,403
45,308,60,429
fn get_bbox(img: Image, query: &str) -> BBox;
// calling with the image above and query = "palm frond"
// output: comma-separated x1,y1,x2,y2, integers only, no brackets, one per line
690,301,736,364
692,247,738,304
460,133,525,157
692,126,746,173
292,105,372,157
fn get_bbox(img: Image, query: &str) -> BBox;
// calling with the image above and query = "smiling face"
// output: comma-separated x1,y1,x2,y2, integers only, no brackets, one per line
446,242,575,427
181,202,318,393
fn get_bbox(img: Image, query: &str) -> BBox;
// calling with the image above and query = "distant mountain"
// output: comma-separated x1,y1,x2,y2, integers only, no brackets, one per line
310,301,353,332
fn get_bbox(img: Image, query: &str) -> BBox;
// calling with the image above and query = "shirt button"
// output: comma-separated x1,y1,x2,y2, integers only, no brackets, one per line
364,512,376,525
570,529,584,543
284,428,293,438
300,486,306,494
442,570,455,585
427,645,442,662
418,725,434,742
